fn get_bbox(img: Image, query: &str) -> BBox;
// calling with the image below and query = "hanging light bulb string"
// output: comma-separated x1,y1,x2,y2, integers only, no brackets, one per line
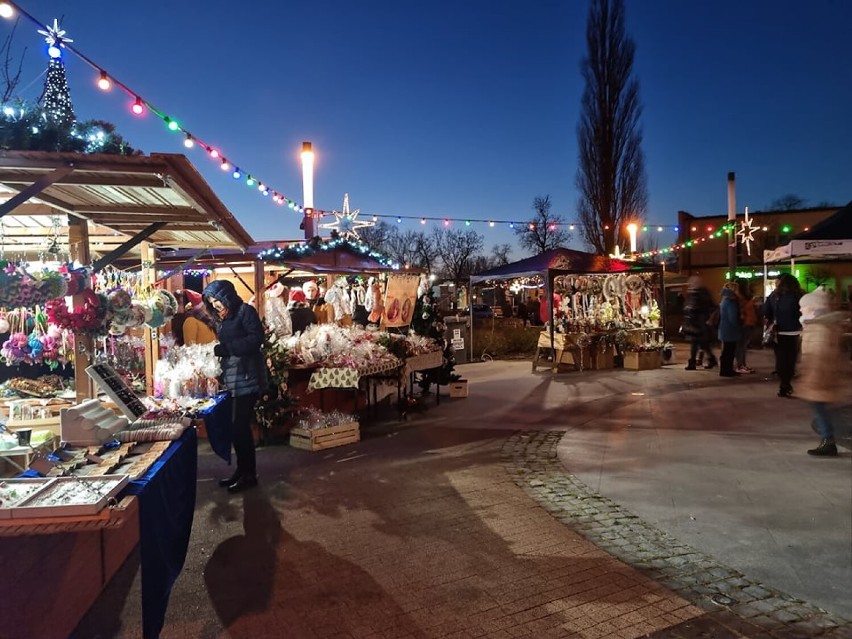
0,0,306,214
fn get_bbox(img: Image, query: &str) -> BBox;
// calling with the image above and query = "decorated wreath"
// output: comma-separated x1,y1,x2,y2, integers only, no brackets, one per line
45,289,109,336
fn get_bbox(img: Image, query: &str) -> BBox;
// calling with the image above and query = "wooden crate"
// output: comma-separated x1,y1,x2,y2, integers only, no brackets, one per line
623,350,661,370
589,345,615,370
448,380,469,397
289,422,360,451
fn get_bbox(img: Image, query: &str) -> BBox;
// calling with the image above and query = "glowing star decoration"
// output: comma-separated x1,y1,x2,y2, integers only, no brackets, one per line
38,19,73,57
319,193,374,240
736,208,759,255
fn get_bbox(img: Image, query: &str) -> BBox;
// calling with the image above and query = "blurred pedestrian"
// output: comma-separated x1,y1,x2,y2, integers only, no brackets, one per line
763,273,802,397
681,275,717,370
202,280,267,493
796,287,850,456
288,288,317,335
735,279,758,373
718,282,742,377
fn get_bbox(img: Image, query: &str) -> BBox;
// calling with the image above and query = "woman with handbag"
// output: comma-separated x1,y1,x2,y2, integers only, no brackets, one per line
763,273,802,397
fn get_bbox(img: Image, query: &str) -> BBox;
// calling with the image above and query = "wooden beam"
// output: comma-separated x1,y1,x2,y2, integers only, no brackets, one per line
91,222,167,272
76,205,198,216
68,217,97,404
0,164,75,218
0,171,167,188
141,242,158,397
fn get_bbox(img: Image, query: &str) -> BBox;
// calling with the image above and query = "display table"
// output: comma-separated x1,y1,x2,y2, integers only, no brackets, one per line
0,428,197,639
403,349,445,405
307,359,403,418
533,328,663,373
121,426,198,639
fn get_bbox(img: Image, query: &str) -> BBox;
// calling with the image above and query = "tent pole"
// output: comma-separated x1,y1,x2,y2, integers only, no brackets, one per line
469,276,474,364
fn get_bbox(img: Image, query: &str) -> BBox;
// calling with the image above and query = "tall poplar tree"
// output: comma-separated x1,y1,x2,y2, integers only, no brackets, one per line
576,0,647,255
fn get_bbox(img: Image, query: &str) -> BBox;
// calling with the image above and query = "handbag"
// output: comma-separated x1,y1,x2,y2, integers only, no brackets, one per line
762,323,778,346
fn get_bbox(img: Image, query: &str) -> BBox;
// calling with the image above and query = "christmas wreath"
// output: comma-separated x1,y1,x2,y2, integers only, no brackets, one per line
45,289,108,335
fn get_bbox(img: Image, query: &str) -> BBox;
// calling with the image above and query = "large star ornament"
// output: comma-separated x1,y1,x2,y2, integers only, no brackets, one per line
319,193,374,240
736,209,759,256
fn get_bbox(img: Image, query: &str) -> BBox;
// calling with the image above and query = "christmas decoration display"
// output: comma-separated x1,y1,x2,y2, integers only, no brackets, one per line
0,262,68,308
295,407,358,431
36,18,75,128
255,326,299,432
45,289,108,336
258,237,398,269
736,208,759,256
284,323,400,369
0,307,73,368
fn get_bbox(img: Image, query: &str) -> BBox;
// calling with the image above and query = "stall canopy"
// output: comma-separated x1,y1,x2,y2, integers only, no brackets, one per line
0,149,254,264
763,200,852,262
471,247,630,283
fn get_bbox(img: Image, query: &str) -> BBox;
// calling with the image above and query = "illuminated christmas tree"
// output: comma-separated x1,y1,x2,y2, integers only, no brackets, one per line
36,19,75,129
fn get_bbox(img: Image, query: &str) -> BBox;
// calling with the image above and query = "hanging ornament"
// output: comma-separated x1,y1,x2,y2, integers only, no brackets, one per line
736,208,760,256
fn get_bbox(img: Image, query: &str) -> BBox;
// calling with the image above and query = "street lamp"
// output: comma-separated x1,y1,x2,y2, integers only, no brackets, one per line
626,223,638,254
301,141,315,238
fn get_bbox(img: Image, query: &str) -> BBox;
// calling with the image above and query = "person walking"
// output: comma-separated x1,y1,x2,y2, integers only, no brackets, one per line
763,273,802,397
796,287,850,456
718,282,742,377
734,280,757,373
682,275,717,370
202,279,267,493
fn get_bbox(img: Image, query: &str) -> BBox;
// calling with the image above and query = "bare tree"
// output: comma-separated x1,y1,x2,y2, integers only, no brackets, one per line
514,195,571,254
411,230,437,275
1,19,26,103
576,0,648,255
768,194,807,210
432,228,484,288
358,220,393,251
491,243,512,266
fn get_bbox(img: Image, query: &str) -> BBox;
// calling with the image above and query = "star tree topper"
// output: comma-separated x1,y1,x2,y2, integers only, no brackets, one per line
319,193,374,240
38,18,73,49
736,208,759,256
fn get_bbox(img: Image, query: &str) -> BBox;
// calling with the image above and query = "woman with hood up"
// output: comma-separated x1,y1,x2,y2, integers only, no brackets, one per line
202,279,267,492
717,282,743,377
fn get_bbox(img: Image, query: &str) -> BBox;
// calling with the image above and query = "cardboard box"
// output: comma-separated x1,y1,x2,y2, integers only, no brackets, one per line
589,345,614,370
289,422,360,451
448,380,469,398
623,350,661,371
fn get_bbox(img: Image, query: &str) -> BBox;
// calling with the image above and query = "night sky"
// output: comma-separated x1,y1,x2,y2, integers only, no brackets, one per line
3,0,851,258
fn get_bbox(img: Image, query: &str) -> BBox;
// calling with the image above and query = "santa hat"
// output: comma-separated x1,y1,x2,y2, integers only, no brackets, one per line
289,289,307,303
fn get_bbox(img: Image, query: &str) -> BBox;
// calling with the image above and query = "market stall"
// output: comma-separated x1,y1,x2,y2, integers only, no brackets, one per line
471,248,666,372
0,149,253,638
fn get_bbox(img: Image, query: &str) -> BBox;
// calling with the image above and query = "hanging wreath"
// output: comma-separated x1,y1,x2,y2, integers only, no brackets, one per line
625,274,643,293
45,289,109,335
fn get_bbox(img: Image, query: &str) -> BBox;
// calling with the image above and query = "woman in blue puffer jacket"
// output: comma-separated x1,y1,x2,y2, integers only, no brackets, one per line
202,279,267,492
717,282,743,377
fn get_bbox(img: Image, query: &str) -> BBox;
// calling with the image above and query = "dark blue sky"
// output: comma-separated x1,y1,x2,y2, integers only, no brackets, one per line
5,0,851,258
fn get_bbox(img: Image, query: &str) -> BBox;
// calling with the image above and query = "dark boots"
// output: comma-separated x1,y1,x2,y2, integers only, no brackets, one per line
808,439,838,457
685,359,697,370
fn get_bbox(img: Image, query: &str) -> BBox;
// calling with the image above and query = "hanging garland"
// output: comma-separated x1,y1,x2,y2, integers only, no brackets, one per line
0,262,69,307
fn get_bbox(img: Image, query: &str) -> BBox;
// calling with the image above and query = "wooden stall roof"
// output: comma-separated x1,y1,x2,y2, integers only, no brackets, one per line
0,150,254,261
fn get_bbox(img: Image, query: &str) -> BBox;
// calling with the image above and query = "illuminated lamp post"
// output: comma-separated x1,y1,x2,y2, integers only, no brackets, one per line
301,141,315,239
626,223,638,254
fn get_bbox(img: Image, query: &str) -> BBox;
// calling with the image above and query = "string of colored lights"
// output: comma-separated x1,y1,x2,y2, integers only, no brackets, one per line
0,1,819,246
0,1,308,213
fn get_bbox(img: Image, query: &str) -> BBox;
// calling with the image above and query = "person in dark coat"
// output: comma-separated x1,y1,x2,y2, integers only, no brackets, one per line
717,283,743,377
681,275,718,370
203,279,267,493
763,273,802,398
288,288,317,335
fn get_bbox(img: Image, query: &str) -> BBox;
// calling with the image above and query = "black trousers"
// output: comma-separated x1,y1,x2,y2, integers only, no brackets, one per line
720,341,737,376
774,334,799,392
231,393,258,476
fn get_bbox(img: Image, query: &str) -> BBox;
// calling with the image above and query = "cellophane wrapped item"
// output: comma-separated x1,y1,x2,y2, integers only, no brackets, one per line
154,343,221,398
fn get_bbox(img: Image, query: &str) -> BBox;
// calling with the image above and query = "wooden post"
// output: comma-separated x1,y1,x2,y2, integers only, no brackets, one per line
68,217,97,403
253,258,265,319
140,242,158,397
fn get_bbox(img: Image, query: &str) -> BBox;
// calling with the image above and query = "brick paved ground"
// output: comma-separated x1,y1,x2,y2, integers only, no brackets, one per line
503,430,852,639
77,425,703,638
